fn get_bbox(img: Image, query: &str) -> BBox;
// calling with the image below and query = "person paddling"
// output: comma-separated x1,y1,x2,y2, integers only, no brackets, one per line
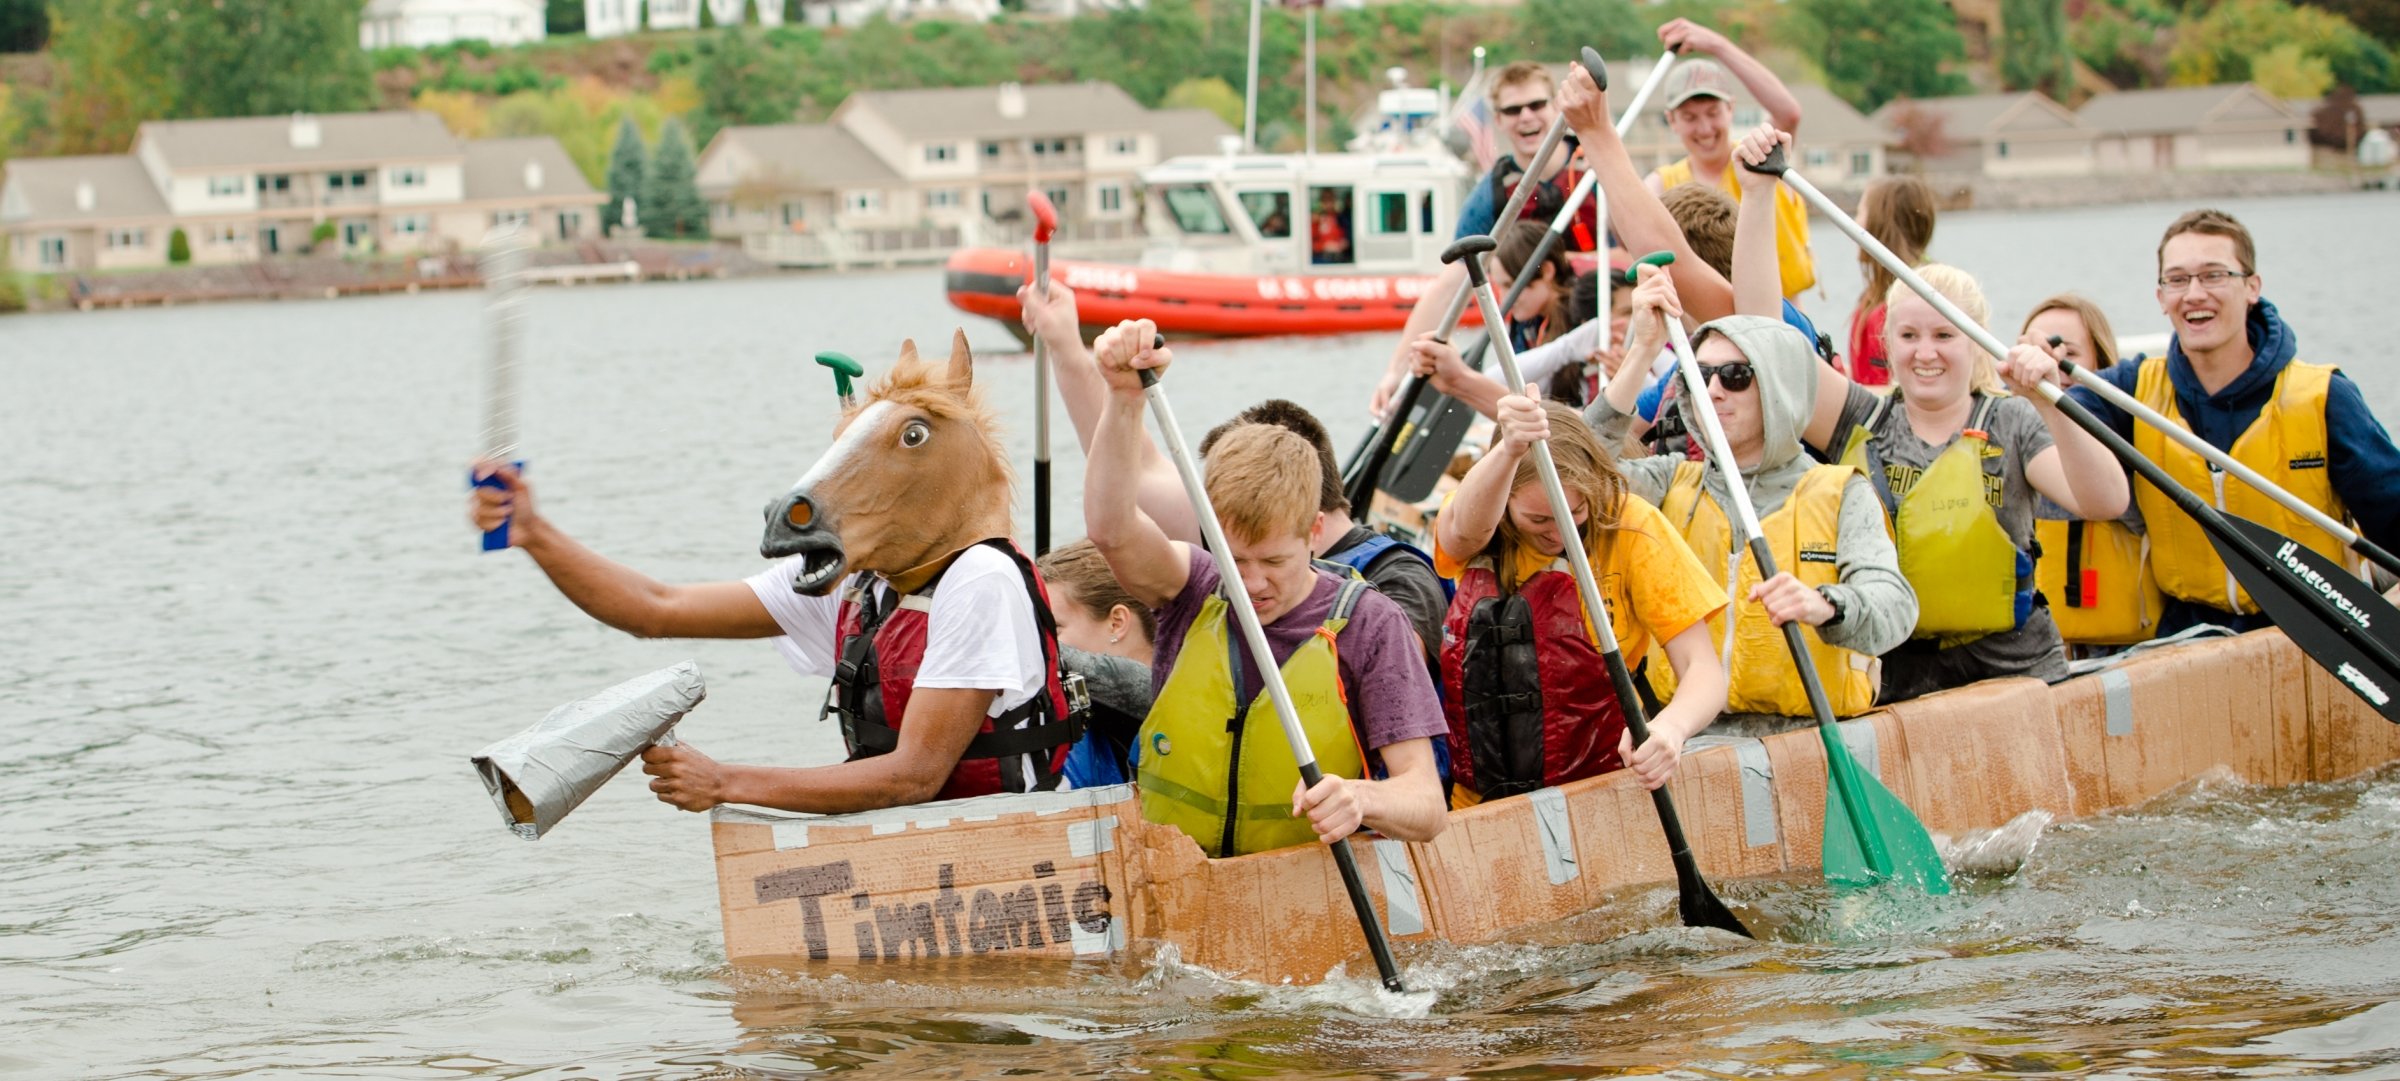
2022,295,2165,655
1040,538,1157,787
1640,21,1815,301
1082,319,1449,857
1590,266,1918,736
2057,208,2400,635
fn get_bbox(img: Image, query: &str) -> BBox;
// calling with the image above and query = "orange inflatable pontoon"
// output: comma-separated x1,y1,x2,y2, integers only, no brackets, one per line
944,247,1480,340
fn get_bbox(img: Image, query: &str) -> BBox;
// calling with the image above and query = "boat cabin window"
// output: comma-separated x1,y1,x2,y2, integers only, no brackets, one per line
1159,184,1233,235
1366,191,1411,235
1238,190,1292,239
1308,185,1353,266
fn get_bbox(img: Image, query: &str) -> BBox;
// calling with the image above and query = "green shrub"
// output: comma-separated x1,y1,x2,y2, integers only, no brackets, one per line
168,227,190,264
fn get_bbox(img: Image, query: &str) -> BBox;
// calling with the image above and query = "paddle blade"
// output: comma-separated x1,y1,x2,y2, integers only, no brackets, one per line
2209,513,2400,724
1678,870,1754,938
1820,728,1952,895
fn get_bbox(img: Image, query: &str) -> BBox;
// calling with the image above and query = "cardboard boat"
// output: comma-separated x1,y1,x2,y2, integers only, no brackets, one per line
709,628,2400,983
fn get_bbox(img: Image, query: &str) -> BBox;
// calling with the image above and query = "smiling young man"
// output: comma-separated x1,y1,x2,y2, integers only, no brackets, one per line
1083,319,1449,858
2062,208,2400,634
1640,20,1814,301
1373,60,1600,416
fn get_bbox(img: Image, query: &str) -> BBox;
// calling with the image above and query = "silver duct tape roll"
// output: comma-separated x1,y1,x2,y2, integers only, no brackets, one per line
471,661,706,840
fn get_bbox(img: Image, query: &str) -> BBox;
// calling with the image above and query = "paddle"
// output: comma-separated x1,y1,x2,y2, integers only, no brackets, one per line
1352,47,1681,508
1028,191,1059,557
1740,147,2400,724
1342,66,1580,514
1132,341,1411,991
472,223,533,551
1658,301,1952,895
2051,355,2400,580
1447,235,1753,937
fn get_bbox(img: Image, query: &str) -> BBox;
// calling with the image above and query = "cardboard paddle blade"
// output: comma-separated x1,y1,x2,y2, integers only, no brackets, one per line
2210,514,2400,724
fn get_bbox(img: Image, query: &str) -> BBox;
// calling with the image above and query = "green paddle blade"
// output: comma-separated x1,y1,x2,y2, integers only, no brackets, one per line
1819,723,1951,895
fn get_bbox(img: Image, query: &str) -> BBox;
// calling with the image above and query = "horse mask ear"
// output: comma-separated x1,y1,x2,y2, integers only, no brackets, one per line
946,328,973,389
896,337,921,367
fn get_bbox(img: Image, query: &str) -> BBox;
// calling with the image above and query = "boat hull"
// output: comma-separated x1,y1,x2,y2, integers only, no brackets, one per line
711,628,2399,982
943,247,1477,340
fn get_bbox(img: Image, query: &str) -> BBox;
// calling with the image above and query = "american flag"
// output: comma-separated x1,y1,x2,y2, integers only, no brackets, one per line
1452,94,1499,173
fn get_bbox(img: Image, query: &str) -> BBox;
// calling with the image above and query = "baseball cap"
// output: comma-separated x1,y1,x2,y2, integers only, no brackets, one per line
1662,58,1738,112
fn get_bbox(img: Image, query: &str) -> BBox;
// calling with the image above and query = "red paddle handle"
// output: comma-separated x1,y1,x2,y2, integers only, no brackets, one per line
1028,191,1058,244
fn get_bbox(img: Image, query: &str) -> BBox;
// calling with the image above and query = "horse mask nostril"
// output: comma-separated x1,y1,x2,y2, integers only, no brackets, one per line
786,498,815,530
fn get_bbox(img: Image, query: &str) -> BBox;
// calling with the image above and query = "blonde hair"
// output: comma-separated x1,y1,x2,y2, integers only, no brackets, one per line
1039,538,1156,642
1496,401,1628,592
1884,263,2006,398
2021,293,2121,371
1203,424,1320,543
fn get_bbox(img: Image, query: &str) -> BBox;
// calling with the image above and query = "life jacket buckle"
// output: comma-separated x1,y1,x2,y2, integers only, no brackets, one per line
1062,670,1091,720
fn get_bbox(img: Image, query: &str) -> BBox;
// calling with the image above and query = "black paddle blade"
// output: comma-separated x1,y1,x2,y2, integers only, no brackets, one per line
1678,868,1753,938
2210,513,2400,724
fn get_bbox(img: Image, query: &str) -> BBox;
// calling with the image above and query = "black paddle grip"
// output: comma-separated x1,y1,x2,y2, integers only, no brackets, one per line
1441,236,1495,287
1740,142,1788,177
1133,334,1167,388
1580,47,1609,91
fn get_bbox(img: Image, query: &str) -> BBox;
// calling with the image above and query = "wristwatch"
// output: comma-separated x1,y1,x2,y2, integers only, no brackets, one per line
1817,586,1847,628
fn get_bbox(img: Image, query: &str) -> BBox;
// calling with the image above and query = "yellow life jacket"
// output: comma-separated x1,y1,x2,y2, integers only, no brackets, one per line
2131,356,2356,615
1657,156,1816,299
2035,516,2163,645
1841,394,2028,644
1647,461,1882,716
1136,577,1370,858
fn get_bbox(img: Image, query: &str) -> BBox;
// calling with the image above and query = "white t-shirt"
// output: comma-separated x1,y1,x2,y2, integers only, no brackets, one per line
743,543,1048,720
1488,318,1673,394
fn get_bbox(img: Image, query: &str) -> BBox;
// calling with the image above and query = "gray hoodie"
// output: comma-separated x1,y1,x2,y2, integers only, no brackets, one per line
1586,316,1918,663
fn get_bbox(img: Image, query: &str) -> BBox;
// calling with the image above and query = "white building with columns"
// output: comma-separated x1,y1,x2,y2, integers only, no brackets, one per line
359,0,546,49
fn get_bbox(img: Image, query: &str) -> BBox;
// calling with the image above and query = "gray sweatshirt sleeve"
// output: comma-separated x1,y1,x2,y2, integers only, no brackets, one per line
1818,473,1917,656
1620,455,1679,507
1584,384,1639,447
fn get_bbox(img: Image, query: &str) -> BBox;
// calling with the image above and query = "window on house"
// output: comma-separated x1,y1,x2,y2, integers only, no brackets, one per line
2286,128,2297,144
208,175,245,197
928,189,961,209
983,141,1001,158
1032,141,1048,157
781,201,805,225
1096,185,1122,213
1851,151,1872,177
495,210,531,227
1996,140,2011,159
1044,185,1071,211
1109,136,1137,155
556,211,581,241
37,235,65,267
1051,138,1069,154
846,190,883,214
257,174,292,194
924,144,955,164
210,223,245,245
106,227,147,250
393,214,428,236
391,166,426,189
1805,148,1833,168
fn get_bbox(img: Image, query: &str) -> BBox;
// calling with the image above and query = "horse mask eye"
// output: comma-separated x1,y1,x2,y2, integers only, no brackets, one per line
900,420,930,448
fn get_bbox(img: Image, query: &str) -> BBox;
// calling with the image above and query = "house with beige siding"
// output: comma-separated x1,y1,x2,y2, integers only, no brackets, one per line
696,82,1233,268
2,112,602,274
1872,91,2095,179
2081,84,2308,173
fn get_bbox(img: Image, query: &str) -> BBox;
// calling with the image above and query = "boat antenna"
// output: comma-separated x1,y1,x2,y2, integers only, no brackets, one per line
1243,0,1262,151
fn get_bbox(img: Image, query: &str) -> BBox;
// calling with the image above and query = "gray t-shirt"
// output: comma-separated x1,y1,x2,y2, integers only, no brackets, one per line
1825,386,2068,690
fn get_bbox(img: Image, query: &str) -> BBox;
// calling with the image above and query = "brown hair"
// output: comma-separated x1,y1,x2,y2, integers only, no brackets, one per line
1495,218,1575,346
2157,207,2256,276
2020,293,2121,371
1856,175,1937,321
1494,400,1628,591
1199,399,1345,514
1203,424,1321,543
1038,538,1157,642
1661,182,1736,278
1487,60,1555,109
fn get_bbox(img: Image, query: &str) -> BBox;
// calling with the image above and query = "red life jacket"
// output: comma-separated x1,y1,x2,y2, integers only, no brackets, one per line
1487,150,1600,254
827,539,1078,801
1438,555,1627,799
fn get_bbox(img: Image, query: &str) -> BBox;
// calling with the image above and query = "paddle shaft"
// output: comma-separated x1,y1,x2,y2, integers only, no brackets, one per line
2058,363,2400,578
1461,250,1745,935
1135,364,1407,993
1661,318,1901,881
1032,232,1052,556
474,225,531,552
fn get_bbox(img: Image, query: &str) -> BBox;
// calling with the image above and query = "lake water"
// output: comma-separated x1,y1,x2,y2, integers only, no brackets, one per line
4,192,2398,1079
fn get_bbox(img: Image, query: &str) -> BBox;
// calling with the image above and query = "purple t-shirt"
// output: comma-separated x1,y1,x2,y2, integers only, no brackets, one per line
1150,547,1448,753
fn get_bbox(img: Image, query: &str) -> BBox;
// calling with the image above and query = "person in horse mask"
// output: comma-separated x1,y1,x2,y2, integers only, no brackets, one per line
1369,58,1603,420
2054,208,2400,636
1083,319,1450,858
1041,539,1157,788
1588,267,1918,737
465,343,1077,815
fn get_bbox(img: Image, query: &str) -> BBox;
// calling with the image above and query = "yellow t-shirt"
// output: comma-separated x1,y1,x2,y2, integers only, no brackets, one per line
1657,156,1816,300
1433,493,1726,663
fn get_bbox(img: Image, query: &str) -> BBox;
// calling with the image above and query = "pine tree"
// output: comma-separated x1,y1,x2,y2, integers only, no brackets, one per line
640,118,710,240
604,117,647,236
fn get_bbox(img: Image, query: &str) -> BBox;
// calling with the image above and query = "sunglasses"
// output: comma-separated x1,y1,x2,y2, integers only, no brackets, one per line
1497,98,1551,118
1698,362,1755,392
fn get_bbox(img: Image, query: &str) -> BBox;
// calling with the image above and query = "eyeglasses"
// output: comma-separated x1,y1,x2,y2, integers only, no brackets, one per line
1497,98,1551,118
1698,362,1755,392
2156,268,2249,292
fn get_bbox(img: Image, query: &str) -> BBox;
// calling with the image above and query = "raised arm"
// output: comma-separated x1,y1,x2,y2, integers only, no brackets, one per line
1372,261,1472,417
1598,264,1679,421
2001,341,2131,520
1437,391,1547,559
1083,319,1194,609
467,463,781,639
1730,126,1790,319
1557,64,1735,323
1020,282,1200,543
1659,19,1802,136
